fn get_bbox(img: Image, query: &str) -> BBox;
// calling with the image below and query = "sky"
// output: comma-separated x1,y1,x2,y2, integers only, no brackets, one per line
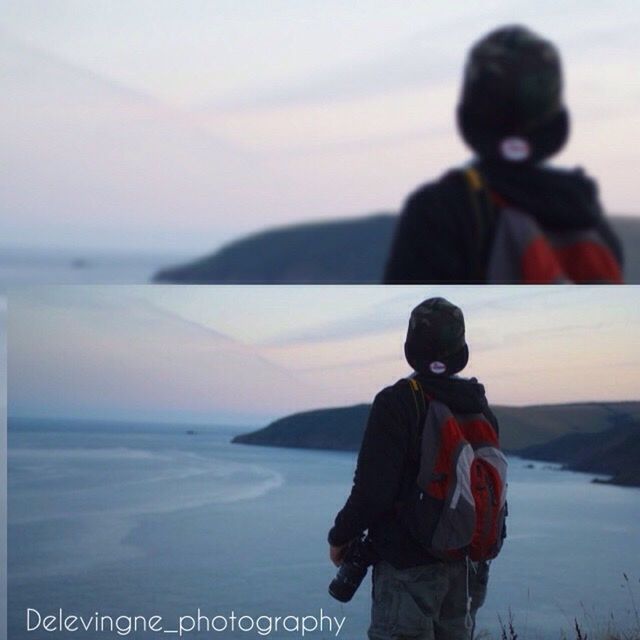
1,0,639,252
7,285,640,426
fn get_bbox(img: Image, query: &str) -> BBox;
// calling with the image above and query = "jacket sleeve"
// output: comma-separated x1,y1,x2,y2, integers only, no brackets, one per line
383,188,469,284
327,390,411,546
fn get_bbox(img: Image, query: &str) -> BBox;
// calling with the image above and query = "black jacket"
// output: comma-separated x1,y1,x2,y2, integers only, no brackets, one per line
384,161,623,284
328,374,498,569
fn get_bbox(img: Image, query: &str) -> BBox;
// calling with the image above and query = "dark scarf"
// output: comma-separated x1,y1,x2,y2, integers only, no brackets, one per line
415,374,489,415
477,161,603,231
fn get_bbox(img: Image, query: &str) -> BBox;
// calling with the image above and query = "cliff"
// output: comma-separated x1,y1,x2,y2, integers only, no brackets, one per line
517,422,640,486
233,399,640,452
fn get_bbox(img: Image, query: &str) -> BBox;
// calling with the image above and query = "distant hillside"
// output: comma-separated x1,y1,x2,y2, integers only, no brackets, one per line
154,214,640,283
518,422,640,487
492,401,640,450
232,400,640,455
233,404,371,451
154,214,394,283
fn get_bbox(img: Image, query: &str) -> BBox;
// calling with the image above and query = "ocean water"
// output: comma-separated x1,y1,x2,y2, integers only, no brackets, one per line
8,420,640,640
0,247,188,291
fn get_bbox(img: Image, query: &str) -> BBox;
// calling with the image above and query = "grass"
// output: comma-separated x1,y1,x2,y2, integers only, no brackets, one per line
481,575,640,640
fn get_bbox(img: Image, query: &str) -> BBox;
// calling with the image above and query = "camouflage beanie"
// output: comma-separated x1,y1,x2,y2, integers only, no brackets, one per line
404,298,469,376
457,25,570,163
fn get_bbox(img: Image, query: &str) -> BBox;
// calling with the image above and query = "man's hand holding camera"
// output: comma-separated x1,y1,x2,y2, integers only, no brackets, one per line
329,544,347,567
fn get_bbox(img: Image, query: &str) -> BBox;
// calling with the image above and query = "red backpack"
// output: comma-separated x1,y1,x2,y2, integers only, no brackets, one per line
401,378,508,562
464,167,623,284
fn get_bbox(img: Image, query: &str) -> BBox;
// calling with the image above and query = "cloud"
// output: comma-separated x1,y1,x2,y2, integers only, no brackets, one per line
0,37,269,251
208,35,460,112
8,289,325,421
260,286,550,348
202,0,640,113
7,286,640,421
294,351,401,374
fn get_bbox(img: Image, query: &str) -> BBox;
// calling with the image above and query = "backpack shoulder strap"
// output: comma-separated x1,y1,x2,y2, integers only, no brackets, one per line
406,378,429,458
462,167,498,281
407,378,427,422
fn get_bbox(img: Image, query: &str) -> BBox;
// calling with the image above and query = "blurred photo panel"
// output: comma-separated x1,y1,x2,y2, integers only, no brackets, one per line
1,1,639,287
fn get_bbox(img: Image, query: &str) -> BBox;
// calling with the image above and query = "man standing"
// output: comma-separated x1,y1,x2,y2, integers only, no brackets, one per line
383,26,622,284
328,298,504,639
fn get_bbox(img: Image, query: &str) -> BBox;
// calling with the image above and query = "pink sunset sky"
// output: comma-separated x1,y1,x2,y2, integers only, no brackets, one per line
8,286,640,425
1,0,639,252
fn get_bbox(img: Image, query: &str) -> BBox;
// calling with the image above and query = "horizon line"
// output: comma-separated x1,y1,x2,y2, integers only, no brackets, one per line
9,395,640,428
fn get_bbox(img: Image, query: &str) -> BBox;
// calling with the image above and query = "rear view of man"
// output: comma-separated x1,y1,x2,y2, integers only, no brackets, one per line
328,298,506,639
384,25,623,284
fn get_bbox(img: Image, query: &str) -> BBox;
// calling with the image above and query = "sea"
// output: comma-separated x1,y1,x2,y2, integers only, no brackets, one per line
7,420,640,640
0,247,188,292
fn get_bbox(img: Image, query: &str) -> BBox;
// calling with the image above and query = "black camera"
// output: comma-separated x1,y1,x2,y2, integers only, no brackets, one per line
328,536,377,603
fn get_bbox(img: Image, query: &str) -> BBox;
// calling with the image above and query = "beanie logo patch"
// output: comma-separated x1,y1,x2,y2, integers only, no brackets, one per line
500,136,530,161
429,361,447,375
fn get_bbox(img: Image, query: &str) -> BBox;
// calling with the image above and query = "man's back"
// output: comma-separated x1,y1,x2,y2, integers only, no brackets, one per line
330,374,499,568
383,162,623,283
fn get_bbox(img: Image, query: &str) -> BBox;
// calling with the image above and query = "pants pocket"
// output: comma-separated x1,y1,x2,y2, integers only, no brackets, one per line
469,561,490,610
370,562,444,640
370,563,397,638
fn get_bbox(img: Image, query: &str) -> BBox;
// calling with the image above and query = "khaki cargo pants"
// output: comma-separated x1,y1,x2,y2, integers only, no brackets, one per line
368,559,489,640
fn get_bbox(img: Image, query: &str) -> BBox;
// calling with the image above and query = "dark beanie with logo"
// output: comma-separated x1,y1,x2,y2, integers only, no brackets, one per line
404,297,469,376
457,24,569,164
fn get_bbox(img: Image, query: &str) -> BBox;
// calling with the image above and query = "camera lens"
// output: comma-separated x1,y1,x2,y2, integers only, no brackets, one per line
328,561,369,602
